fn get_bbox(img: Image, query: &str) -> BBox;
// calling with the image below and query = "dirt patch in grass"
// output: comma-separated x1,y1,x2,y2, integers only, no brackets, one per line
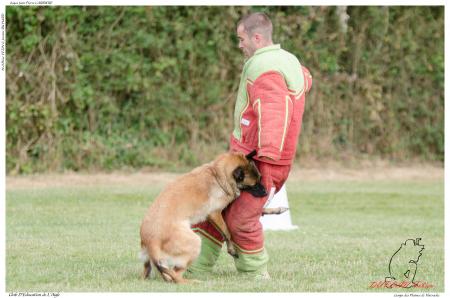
6,164,443,190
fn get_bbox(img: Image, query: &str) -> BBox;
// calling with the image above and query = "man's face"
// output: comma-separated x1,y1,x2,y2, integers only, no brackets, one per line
237,24,257,58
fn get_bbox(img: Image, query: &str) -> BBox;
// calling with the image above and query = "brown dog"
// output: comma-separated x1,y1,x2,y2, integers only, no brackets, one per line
139,151,269,283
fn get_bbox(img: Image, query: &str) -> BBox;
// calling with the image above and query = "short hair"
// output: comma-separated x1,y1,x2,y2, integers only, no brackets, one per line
237,12,273,41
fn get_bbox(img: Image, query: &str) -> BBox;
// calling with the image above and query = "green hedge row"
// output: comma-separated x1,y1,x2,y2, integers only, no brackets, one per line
6,6,444,173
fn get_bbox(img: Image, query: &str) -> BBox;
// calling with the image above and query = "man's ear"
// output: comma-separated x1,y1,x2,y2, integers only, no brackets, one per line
253,32,263,43
232,167,245,183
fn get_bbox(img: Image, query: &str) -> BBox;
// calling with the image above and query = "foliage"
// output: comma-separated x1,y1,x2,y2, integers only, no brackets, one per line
6,6,444,173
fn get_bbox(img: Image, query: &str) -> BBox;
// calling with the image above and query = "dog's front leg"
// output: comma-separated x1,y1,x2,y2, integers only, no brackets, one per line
207,211,238,258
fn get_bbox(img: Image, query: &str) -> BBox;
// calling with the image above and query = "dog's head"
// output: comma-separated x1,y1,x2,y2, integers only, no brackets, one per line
227,150,267,198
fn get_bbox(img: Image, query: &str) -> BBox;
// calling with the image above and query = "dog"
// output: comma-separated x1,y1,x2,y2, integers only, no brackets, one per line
140,150,288,283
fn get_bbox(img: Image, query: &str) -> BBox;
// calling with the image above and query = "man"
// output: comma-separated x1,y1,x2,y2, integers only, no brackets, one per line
189,12,312,279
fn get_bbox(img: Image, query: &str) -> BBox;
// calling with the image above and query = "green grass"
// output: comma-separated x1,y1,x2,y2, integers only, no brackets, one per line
6,177,444,292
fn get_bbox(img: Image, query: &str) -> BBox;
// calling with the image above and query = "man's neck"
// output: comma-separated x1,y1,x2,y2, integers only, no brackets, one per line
257,41,274,50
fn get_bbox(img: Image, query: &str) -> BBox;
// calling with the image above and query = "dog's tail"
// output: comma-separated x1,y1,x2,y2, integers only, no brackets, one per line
262,207,289,216
139,244,152,279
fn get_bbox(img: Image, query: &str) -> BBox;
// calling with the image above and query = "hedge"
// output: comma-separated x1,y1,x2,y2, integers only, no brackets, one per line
6,6,444,173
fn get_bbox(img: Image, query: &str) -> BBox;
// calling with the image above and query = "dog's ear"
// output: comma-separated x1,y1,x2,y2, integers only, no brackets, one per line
232,167,245,183
245,150,257,160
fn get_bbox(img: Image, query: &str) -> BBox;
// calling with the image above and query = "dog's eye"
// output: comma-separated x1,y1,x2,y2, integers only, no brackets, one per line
232,167,245,183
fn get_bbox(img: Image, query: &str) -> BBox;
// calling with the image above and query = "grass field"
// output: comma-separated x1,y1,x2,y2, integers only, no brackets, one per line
5,167,444,292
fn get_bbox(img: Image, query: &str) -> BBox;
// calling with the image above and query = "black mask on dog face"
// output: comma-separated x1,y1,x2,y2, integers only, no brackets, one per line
239,150,268,198
241,182,267,197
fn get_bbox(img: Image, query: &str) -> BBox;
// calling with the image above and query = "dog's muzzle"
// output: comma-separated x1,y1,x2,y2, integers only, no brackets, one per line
241,182,267,198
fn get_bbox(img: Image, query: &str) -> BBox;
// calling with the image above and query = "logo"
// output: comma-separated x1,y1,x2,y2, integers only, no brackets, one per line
369,238,433,289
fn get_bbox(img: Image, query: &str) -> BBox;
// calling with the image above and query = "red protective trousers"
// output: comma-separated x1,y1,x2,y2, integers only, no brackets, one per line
192,160,291,252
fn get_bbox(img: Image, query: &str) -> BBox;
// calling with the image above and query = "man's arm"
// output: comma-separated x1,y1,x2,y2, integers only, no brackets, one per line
248,71,293,161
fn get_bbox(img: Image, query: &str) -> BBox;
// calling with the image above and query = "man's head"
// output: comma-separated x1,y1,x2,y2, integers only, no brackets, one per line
237,12,273,58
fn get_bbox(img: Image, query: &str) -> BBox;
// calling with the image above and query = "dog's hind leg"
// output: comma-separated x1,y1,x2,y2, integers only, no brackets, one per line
155,227,201,284
154,260,188,283
174,266,202,283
